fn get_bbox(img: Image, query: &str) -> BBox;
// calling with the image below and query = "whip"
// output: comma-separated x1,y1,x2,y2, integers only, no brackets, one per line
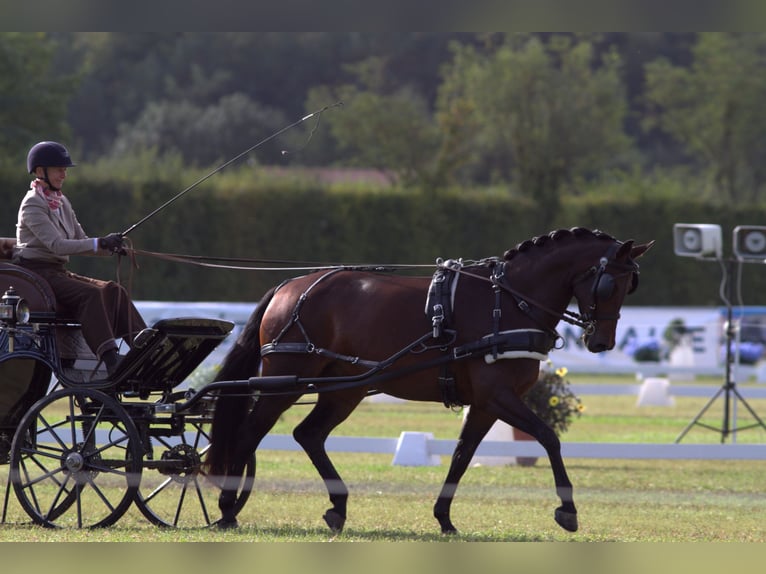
121,101,343,237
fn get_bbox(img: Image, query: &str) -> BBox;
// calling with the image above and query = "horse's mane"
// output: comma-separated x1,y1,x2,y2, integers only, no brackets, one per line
503,227,616,261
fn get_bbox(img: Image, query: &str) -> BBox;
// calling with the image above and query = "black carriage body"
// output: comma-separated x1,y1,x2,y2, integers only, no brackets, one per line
0,239,253,528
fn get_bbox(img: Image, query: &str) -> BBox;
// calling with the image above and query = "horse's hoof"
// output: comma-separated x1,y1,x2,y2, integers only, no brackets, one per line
554,507,578,532
214,518,239,530
436,515,458,534
323,509,345,533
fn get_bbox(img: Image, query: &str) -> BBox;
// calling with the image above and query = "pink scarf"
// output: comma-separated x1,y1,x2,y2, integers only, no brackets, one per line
32,179,63,210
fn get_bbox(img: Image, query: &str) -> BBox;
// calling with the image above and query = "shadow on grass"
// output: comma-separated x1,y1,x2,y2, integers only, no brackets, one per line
227,524,553,542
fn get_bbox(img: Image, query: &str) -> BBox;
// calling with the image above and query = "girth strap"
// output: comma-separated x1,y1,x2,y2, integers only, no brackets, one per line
453,328,556,363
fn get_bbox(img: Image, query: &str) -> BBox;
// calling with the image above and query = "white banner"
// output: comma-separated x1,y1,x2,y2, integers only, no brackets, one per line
134,302,766,378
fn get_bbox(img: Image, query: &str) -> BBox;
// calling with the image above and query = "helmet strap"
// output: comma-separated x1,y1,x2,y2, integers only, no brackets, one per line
41,167,60,191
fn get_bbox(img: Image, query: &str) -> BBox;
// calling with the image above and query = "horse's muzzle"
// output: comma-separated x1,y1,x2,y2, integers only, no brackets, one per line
585,336,614,353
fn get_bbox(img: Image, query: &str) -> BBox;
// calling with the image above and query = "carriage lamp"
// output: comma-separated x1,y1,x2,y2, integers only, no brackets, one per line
0,287,30,325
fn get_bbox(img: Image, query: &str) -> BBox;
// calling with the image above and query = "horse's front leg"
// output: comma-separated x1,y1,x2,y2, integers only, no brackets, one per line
493,402,578,532
541,431,579,532
433,407,496,534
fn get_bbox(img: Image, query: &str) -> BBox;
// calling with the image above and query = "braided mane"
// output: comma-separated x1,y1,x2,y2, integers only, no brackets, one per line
503,227,616,261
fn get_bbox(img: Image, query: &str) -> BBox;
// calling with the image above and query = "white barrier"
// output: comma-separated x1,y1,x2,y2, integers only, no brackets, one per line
259,432,766,465
133,301,766,378
130,302,766,466
391,431,441,466
570,383,766,399
636,377,675,406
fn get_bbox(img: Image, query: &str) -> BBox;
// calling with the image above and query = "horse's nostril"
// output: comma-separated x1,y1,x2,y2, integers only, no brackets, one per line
588,341,612,353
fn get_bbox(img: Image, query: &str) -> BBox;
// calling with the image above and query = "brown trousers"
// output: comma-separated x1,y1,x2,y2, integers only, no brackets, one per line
17,259,147,358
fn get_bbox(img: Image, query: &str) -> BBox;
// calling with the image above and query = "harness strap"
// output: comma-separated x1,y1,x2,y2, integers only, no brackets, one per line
269,267,346,346
487,260,563,346
425,259,461,339
261,341,380,368
438,364,461,409
256,328,553,407
453,328,556,362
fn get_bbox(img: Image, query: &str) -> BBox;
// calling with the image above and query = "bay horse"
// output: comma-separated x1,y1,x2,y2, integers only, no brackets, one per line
205,227,653,534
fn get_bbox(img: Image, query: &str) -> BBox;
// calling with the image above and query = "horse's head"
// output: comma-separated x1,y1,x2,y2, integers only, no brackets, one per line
572,238,654,353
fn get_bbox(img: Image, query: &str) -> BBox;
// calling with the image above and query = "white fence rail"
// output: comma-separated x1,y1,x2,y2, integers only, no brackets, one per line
259,433,766,464
257,380,766,465
571,382,766,398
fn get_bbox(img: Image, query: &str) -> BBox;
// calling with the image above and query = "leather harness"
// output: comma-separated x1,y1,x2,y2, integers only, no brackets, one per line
261,261,559,409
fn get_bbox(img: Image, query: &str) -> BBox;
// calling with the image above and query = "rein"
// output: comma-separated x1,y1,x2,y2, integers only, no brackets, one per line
130,245,631,336
130,248,435,272
449,262,593,336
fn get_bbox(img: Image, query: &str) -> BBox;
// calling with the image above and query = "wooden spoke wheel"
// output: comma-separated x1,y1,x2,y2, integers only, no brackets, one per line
134,416,254,528
9,388,143,528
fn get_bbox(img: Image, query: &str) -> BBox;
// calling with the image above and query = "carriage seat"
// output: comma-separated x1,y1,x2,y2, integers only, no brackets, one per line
0,237,16,261
0,237,92,362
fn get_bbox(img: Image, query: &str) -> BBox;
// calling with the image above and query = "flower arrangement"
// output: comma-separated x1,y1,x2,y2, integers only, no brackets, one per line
523,361,584,437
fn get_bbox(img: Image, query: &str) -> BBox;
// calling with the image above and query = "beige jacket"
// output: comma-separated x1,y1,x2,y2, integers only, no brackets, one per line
13,186,100,264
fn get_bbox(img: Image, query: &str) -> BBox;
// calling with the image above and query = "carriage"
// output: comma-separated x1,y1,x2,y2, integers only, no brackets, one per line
0,237,255,528
1,228,652,534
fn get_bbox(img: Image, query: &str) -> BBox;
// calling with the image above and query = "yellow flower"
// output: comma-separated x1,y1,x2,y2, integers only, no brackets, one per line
555,367,568,378
578,403,586,413
548,396,560,407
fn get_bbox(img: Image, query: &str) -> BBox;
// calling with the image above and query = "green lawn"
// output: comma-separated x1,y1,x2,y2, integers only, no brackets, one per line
1,374,765,542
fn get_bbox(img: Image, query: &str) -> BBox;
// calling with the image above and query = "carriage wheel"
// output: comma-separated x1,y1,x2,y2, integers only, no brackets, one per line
134,418,254,528
9,388,143,528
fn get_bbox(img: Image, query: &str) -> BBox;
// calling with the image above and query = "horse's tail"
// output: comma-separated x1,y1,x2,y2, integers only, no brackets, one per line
204,285,278,477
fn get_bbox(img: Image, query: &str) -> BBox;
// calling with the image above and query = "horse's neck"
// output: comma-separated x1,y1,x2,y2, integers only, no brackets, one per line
506,241,602,311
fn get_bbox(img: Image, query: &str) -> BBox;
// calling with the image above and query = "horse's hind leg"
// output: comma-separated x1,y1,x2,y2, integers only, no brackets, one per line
292,391,366,533
217,397,295,528
433,406,496,534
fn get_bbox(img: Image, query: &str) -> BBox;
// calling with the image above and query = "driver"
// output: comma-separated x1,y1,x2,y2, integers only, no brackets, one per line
12,141,146,375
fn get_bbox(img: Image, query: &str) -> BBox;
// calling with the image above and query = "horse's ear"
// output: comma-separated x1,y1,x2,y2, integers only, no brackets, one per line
617,239,654,260
630,240,655,259
616,240,634,259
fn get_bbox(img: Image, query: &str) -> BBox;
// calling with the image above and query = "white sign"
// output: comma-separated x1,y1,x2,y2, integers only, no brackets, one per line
549,306,723,372
135,302,766,376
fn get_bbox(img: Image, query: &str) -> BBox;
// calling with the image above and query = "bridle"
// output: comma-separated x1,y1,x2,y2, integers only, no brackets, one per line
453,242,639,343
572,243,640,325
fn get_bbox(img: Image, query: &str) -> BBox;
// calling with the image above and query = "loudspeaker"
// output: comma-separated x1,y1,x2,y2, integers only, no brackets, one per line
733,226,766,261
673,223,722,259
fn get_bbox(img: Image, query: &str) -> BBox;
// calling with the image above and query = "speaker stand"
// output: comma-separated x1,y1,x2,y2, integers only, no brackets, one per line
676,259,766,443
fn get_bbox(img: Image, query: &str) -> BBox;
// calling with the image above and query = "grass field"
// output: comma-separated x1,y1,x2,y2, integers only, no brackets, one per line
1,373,765,543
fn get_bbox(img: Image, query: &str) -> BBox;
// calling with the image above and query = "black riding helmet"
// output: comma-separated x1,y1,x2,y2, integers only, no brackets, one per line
27,141,76,191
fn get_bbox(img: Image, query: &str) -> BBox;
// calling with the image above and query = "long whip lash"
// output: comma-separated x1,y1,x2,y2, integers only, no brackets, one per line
121,101,343,237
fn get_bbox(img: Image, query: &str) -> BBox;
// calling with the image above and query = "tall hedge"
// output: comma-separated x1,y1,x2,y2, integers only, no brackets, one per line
2,169,765,307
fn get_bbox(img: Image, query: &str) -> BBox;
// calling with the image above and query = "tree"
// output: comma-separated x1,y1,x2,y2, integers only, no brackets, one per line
438,34,632,224
306,57,444,188
0,33,77,163
110,93,288,166
644,32,766,203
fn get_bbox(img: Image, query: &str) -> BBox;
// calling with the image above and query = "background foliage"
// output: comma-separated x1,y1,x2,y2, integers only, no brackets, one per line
2,32,766,305
2,163,762,305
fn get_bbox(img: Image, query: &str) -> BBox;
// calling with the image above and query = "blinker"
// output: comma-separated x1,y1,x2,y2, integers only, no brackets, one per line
595,273,616,300
594,269,638,301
